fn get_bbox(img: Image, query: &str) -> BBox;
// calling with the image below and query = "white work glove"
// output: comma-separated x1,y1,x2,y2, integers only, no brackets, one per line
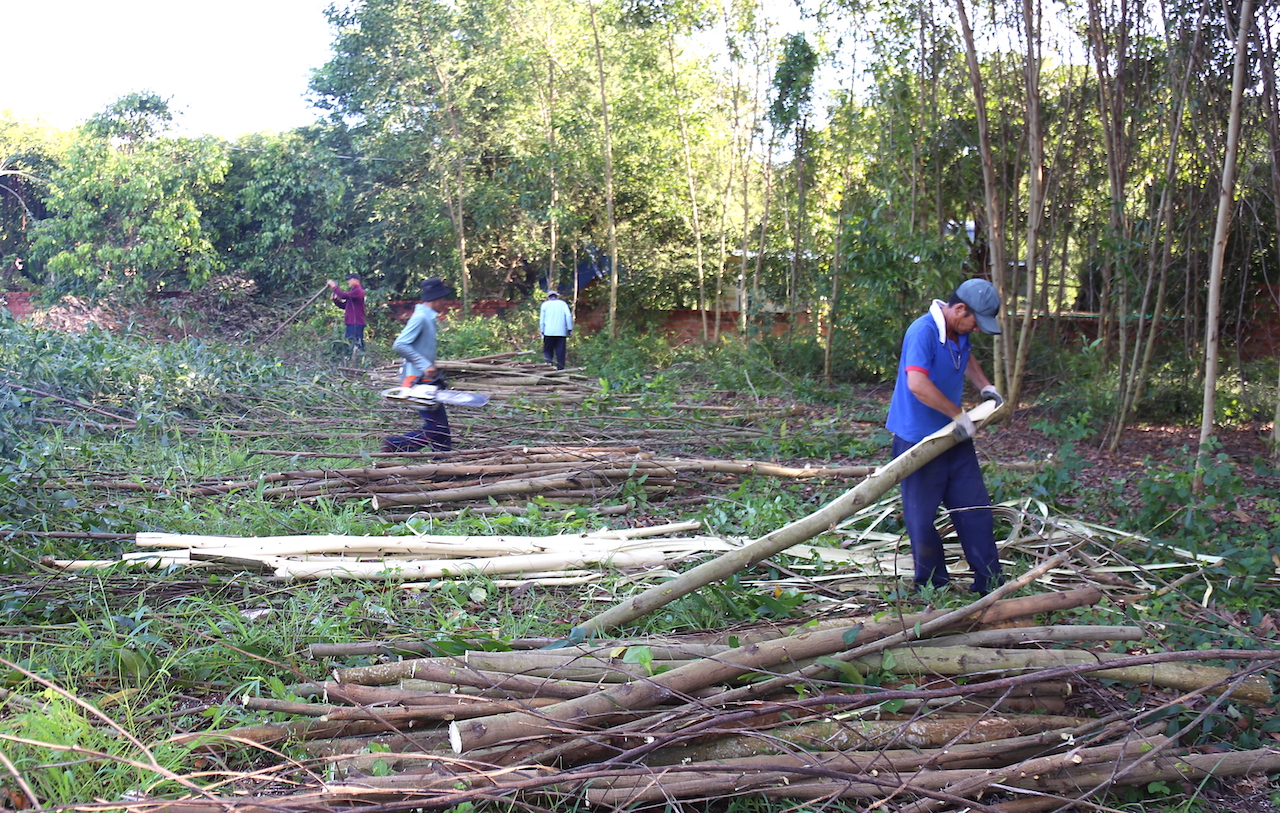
952,411,977,441
980,385,1004,408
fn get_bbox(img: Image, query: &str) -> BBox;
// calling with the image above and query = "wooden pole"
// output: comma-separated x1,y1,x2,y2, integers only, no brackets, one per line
447,587,1093,754
263,286,329,345
575,400,1000,636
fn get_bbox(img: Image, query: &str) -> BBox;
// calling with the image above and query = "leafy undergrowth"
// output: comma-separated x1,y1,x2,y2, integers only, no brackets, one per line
0,305,1278,810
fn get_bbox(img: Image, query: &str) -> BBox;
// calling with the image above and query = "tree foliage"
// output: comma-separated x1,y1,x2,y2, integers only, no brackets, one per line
205,131,365,295
31,115,228,296
0,0,1277,433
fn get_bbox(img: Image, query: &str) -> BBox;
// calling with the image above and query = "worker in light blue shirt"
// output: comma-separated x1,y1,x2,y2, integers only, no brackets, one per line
886,279,1006,595
539,290,574,370
384,277,454,452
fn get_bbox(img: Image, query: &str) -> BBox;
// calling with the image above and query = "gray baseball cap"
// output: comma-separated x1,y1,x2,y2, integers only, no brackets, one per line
956,279,1002,335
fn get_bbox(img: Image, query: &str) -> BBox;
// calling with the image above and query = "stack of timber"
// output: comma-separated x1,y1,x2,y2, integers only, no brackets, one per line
79,445,871,517
44,521,739,584
163,586,1280,813
369,351,602,405
368,353,790,450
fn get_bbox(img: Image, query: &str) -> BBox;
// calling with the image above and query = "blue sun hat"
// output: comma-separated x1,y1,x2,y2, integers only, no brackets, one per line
956,279,1002,335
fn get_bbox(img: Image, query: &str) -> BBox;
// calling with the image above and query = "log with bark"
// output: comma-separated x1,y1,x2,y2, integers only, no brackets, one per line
575,399,1000,635
158,583,1280,813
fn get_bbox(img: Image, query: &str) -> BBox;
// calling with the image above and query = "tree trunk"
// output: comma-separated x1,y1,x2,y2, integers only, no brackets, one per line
587,0,620,339
1085,0,1134,364
789,121,807,335
667,30,708,339
955,0,1008,394
545,50,559,294
1197,0,1254,485
1010,0,1046,408
749,139,775,334
1107,2,1206,452
824,212,842,382
1260,14,1280,459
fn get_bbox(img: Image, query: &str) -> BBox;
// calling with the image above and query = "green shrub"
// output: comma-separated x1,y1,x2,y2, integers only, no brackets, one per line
1129,445,1246,537
0,697,199,803
439,307,540,361
576,323,677,392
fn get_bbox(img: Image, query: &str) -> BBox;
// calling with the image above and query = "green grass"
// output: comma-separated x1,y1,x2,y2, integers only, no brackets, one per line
1,305,1279,809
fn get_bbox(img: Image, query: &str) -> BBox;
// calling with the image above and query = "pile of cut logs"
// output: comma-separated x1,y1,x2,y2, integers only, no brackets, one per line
368,351,602,405
158,585,1280,813
103,445,871,519
51,521,733,583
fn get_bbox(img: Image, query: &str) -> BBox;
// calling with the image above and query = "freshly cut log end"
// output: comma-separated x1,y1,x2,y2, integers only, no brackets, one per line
449,720,464,753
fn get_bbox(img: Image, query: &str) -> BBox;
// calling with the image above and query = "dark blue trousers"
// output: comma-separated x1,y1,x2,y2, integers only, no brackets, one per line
892,434,1001,594
381,406,452,452
542,335,567,369
345,324,365,349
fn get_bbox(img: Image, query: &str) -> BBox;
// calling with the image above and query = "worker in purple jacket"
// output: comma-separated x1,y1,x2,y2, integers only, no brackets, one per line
328,273,367,350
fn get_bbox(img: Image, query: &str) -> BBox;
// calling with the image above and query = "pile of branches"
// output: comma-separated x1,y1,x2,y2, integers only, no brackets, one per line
51,521,737,585
141,582,1280,813
69,445,870,520
367,352,601,405
369,352,787,450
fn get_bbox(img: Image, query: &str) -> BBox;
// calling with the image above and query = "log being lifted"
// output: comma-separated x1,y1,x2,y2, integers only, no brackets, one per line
576,399,1001,636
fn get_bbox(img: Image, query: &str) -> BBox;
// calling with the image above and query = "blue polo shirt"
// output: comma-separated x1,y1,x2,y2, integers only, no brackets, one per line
886,301,971,443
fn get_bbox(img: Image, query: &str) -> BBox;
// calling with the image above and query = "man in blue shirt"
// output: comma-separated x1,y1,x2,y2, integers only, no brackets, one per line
382,277,454,453
886,279,1005,594
539,290,574,370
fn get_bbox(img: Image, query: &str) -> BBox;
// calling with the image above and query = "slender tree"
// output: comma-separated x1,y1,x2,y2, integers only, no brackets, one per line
1009,0,1047,408
667,25,710,338
1197,0,1255,483
955,0,1009,393
1261,8,1280,458
1106,0,1207,451
587,0,622,338
769,33,818,327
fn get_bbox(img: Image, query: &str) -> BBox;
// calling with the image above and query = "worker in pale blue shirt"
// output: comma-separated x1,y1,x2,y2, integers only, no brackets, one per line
383,277,454,452
539,290,574,370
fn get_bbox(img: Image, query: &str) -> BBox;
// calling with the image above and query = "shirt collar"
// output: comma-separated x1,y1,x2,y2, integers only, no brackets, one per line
929,300,947,343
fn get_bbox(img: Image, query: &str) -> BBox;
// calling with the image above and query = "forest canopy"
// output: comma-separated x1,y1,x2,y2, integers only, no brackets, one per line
1,0,1278,401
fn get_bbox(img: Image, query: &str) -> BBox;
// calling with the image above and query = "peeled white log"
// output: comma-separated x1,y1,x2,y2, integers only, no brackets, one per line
135,526,704,556
177,535,731,563
262,548,671,580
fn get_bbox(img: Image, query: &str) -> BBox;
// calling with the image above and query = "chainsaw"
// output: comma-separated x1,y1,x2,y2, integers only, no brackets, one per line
381,383,491,409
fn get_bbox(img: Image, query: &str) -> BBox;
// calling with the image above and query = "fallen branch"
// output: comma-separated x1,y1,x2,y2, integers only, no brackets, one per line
262,285,329,344
576,399,1000,635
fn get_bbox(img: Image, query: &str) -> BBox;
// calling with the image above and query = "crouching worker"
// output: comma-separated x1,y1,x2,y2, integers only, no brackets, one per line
382,277,455,453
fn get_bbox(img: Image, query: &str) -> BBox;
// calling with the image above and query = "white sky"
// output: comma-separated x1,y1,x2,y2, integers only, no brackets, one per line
3,0,337,139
